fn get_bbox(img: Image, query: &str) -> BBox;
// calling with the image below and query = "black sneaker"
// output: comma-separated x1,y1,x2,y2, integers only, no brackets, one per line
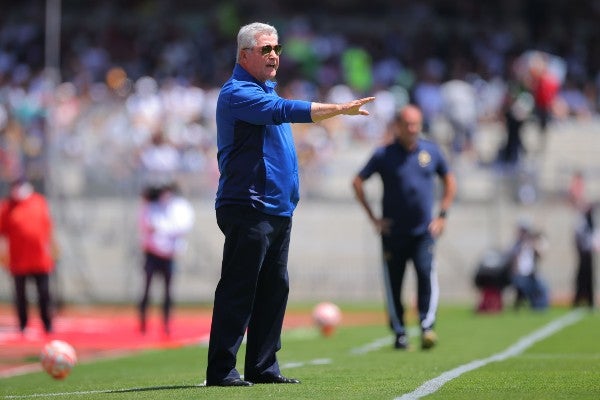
394,334,409,350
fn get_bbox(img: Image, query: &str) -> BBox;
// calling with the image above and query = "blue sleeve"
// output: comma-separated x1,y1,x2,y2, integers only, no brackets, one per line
358,149,383,180
231,82,313,125
434,146,450,177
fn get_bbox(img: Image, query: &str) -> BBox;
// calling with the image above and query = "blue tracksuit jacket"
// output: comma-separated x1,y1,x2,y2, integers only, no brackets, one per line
215,64,313,217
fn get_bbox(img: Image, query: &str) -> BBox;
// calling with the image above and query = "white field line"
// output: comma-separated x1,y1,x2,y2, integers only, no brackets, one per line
350,336,391,355
350,327,420,355
3,358,332,398
2,386,205,399
281,358,332,369
395,309,585,400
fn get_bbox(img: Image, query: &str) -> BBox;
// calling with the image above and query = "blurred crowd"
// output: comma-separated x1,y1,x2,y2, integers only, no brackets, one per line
1,0,600,197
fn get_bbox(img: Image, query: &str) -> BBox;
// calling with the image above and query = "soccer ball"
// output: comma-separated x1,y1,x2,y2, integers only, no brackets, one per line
312,302,341,337
40,340,77,380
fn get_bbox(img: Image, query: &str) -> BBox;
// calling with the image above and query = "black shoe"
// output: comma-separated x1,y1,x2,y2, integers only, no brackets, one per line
206,378,253,387
394,334,409,350
248,375,300,384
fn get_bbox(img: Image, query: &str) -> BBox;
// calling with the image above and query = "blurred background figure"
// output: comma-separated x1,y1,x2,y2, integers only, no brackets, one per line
516,51,564,148
474,248,512,314
508,218,549,311
412,58,444,137
529,55,560,140
573,203,598,309
568,170,587,211
137,130,181,188
0,177,58,335
496,72,533,170
138,181,194,336
440,77,478,158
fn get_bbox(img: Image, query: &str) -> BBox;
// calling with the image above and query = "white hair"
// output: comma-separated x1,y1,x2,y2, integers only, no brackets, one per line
236,22,278,63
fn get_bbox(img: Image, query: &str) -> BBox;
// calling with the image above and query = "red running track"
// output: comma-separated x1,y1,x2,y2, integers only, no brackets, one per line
0,304,315,378
0,305,215,377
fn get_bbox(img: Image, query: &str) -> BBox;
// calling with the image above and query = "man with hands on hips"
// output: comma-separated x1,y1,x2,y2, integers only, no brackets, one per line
352,105,456,351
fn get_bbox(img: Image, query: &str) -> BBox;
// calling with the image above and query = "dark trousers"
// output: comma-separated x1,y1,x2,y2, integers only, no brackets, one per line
574,252,594,308
13,273,53,333
206,205,292,384
512,274,549,310
139,251,174,333
381,232,437,335
498,110,524,166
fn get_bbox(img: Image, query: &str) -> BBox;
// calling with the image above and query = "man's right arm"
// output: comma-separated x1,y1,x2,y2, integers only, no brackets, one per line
352,175,390,235
311,97,375,122
352,175,376,223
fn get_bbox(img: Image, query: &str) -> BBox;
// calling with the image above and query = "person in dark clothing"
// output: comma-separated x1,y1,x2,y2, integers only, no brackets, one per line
573,204,597,308
205,22,374,387
497,78,531,168
508,219,549,311
352,105,456,351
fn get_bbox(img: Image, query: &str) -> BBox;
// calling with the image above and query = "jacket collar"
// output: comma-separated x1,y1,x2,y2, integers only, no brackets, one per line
233,64,277,91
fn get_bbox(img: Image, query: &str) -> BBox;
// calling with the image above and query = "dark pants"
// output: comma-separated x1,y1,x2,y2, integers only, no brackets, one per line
512,274,549,310
206,205,292,384
381,232,437,336
573,251,594,308
535,105,551,134
498,110,524,166
139,252,174,332
13,273,53,333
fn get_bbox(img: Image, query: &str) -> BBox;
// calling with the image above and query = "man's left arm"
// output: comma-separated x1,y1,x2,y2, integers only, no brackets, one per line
429,172,457,237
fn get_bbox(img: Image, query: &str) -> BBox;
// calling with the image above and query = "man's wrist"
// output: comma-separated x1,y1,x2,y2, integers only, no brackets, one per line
438,209,448,219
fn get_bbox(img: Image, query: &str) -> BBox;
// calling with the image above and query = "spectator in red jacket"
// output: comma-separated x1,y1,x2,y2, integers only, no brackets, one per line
528,54,560,140
0,178,57,335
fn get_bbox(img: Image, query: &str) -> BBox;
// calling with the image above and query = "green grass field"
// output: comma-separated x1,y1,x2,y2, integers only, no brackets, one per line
1,305,599,400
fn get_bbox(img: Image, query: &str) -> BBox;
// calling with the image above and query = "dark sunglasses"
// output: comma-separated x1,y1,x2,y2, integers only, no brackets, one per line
245,44,283,56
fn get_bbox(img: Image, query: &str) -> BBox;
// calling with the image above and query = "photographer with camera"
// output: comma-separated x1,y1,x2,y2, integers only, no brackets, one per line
508,218,549,310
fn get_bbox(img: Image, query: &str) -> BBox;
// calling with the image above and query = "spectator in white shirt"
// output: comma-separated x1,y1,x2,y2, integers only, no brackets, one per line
138,182,194,335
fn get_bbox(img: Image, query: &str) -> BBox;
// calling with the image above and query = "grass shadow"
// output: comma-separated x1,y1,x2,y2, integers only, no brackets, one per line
107,384,204,394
